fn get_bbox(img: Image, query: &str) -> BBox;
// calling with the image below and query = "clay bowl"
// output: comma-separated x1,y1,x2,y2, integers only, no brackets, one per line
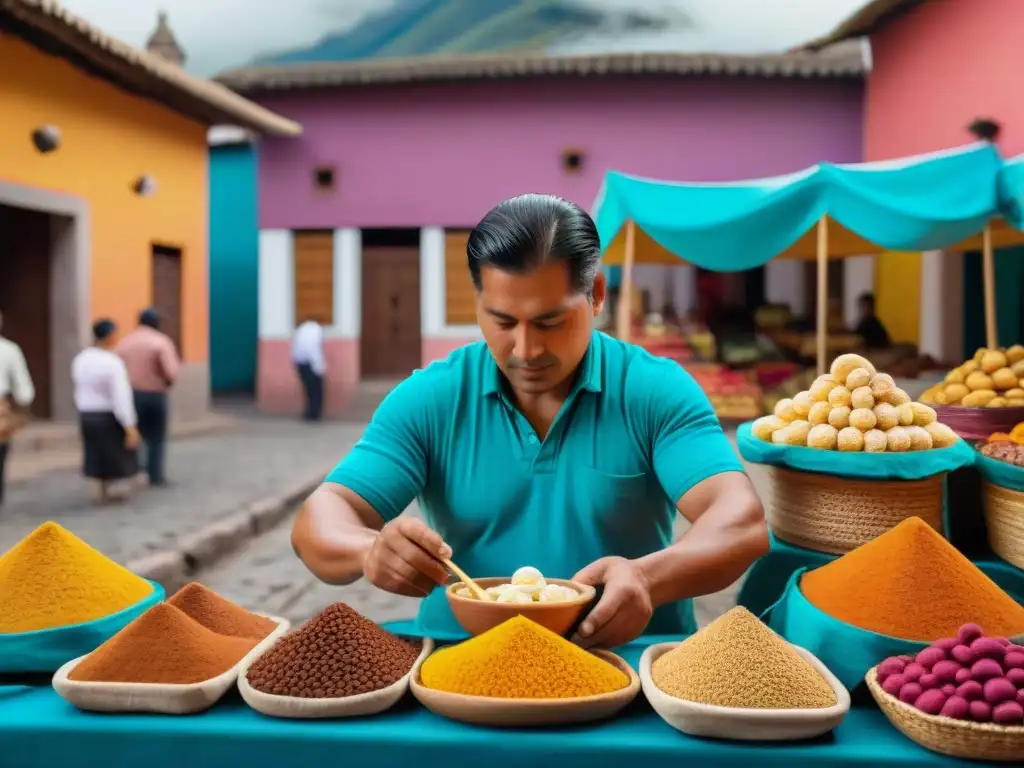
446,577,596,637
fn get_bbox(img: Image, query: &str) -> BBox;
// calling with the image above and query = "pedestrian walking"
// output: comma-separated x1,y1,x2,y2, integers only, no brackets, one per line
117,308,179,486
292,316,326,421
73,319,141,503
0,309,35,508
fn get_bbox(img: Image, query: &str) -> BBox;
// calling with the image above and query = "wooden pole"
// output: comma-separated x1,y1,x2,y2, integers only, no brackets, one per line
982,222,998,349
616,220,637,342
816,216,829,376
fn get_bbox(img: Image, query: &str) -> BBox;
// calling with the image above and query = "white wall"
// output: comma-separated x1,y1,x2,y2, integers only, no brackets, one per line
843,255,875,328
765,260,807,315
331,228,361,339
257,229,293,340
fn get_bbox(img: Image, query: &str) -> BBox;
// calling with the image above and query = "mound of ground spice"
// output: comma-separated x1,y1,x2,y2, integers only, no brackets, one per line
167,582,277,640
246,602,421,699
801,517,1024,641
0,522,153,633
419,615,629,699
69,603,257,684
652,606,837,709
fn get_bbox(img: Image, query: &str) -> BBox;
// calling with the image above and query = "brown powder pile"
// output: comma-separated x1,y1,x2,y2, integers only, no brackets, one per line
167,582,277,640
652,606,837,709
69,603,257,684
801,517,1024,641
246,603,421,699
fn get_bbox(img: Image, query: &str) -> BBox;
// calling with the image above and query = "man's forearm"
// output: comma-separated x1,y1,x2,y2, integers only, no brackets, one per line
291,487,379,585
636,492,769,608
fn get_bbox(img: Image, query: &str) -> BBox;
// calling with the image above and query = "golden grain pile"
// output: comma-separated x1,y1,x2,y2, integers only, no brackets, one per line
752,354,958,452
920,346,1024,408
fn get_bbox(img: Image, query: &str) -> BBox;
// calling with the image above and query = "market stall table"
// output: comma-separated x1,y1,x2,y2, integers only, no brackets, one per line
0,632,989,768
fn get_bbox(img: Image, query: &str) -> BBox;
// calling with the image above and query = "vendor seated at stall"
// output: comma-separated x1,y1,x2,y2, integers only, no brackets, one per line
292,194,769,648
855,292,892,349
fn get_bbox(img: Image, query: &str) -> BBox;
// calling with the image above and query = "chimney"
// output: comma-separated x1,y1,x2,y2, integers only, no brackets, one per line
145,11,186,67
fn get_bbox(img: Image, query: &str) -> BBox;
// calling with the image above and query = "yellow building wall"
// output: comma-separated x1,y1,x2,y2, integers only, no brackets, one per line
0,36,208,362
874,251,921,345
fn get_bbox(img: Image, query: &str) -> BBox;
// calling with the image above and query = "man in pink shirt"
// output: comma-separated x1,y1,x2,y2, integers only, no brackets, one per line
116,308,180,486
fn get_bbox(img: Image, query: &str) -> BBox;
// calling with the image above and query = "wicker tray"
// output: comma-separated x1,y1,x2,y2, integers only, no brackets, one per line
767,467,944,555
866,666,1024,762
932,404,1024,442
983,481,1024,570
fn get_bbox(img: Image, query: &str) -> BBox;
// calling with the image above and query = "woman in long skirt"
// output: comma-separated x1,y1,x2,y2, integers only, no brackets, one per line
71,319,141,503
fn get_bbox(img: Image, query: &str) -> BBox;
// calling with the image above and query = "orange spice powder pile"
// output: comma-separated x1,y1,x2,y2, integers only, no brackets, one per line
167,582,277,640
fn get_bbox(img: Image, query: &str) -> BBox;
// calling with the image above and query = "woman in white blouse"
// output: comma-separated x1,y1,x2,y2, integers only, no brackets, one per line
71,319,141,503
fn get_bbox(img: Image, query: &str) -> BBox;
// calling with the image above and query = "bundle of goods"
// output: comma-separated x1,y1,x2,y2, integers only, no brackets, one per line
685,364,761,420
452,566,579,604
0,522,162,672
766,517,1024,690
867,623,1024,761
976,421,1024,570
920,346,1024,440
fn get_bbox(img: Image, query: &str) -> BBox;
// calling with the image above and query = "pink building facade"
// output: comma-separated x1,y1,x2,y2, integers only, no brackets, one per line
234,57,864,414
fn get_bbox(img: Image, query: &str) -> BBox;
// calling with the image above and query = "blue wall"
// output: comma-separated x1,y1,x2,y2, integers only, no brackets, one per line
209,142,259,393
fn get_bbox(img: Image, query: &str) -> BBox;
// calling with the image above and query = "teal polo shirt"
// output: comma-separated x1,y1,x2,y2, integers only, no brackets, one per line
326,331,743,639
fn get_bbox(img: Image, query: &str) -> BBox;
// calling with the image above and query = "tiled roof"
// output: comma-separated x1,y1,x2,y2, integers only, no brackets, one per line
800,0,924,51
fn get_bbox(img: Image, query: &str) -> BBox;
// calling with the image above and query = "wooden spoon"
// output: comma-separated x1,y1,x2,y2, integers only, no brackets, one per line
441,558,492,601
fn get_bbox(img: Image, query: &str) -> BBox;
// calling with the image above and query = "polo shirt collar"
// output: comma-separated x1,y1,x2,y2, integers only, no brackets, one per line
482,331,603,397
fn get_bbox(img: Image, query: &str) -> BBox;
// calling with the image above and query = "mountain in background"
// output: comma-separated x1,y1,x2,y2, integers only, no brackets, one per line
251,0,694,65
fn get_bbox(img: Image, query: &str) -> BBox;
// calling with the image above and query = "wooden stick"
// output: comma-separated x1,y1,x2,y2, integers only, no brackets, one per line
816,216,829,376
616,220,637,342
982,222,997,349
441,558,491,601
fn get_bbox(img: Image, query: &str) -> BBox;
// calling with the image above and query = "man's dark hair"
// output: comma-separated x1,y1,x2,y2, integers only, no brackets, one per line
92,318,117,341
139,307,160,329
467,193,601,294
858,292,876,310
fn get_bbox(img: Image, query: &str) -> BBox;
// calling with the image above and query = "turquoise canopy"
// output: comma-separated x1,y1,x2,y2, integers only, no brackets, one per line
594,142,1007,271
999,151,1024,230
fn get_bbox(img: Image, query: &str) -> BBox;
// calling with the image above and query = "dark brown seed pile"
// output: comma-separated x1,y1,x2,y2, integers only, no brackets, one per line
246,602,421,699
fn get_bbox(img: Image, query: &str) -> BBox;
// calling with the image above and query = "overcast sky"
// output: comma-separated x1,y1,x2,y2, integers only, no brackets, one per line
58,0,869,76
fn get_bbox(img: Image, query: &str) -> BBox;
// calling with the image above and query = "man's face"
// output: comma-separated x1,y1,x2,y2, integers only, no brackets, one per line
477,261,604,395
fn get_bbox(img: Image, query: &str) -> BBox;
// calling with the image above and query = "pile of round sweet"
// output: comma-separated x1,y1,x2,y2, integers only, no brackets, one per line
921,346,1024,408
752,354,959,452
876,623,1024,725
453,566,580,604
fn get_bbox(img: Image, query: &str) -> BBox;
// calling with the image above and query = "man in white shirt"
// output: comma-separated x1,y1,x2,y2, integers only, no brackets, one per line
292,317,326,422
0,310,35,508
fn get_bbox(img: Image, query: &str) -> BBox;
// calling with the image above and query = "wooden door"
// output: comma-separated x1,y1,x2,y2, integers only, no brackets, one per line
0,204,52,417
152,246,183,354
360,246,421,377
293,231,335,325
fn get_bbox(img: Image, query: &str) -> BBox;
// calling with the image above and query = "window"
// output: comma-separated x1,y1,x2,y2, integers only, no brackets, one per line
312,165,336,192
562,148,585,174
445,230,477,325
293,231,334,325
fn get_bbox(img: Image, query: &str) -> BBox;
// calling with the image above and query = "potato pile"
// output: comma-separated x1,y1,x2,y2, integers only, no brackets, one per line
752,354,958,452
920,346,1024,408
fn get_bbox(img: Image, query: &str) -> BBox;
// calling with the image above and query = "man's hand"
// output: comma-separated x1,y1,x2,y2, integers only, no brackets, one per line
124,426,141,449
363,517,452,598
571,556,653,649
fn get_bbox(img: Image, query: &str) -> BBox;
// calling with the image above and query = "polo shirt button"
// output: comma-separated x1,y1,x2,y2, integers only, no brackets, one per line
528,435,538,445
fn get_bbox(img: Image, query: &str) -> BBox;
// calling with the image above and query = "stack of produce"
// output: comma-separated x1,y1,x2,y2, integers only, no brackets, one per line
0,522,153,633
246,603,420,699
800,518,1024,642
651,606,837,710
921,346,1024,408
876,623,1024,725
687,364,761,420
979,422,1024,467
454,566,580,604
419,615,629,698
751,354,958,452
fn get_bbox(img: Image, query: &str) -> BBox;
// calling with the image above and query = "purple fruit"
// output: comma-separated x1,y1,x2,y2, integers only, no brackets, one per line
877,657,907,682
899,654,915,663
933,637,959,652
992,701,1024,725
992,637,1011,647
969,700,992,722
1005,652,1024,670
972,658,1004,682
951,644,978,666
941,683,956,696
882,674,904,697
932,660,962,683
900,682,924,705
958,623,984,645
970,637,1007,660
955,667,973,684
914,689,947,715
919,673,939,690
915,647,947,671
1018,690,1024,707
955,680,984,701
903,662,925,683
1006,668,1024,688
940,695,970,720
984,678,1018,705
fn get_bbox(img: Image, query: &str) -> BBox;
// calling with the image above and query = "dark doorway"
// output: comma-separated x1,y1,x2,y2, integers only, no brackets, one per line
0,203,53,418
152,245,183,354
360,229,421,378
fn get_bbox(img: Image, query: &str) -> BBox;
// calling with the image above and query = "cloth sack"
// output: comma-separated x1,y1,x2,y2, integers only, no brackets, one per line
976,452,1024,492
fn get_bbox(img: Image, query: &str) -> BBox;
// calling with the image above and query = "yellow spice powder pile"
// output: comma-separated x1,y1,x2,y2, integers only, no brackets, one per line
0,522,153,633
652,606,837,709
420,615,629,698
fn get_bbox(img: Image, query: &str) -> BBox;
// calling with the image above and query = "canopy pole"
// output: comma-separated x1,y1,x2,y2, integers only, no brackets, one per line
816,216,829,376
616,220,637,342
982,222,998,349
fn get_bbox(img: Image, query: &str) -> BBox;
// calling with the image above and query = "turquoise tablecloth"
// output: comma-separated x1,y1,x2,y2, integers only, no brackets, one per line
0,638,979,768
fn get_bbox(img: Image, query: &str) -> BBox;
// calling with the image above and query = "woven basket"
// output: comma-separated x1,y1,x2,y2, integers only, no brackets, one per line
767,467,944,555
932,404,1024,442
983,481,1024,570
866,667,1024,762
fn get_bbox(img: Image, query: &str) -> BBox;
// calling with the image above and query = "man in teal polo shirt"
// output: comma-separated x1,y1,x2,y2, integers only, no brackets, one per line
292,194,768,647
